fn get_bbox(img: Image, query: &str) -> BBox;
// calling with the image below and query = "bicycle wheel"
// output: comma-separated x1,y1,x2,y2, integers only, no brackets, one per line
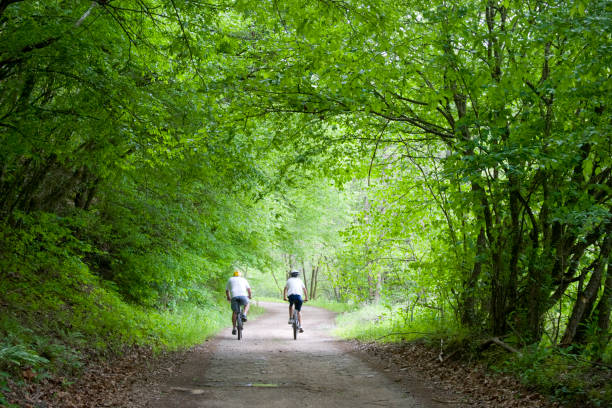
237,313,243,340
292,311,298,340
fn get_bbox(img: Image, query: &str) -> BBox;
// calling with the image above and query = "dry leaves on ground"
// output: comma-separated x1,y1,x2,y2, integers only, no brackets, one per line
355,340,560,408
3,346,190,408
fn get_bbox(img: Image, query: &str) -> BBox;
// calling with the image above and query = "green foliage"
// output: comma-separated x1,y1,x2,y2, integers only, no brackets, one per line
0,0,610,405
491,345,612,408
334,304,389,340
339,305,611,407
335,303,465,343
307,299,356,314
0,208,230,379
0,345,49,372
149,303,227,351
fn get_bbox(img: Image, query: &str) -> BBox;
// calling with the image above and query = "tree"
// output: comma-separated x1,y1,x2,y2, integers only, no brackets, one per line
222,0,611,346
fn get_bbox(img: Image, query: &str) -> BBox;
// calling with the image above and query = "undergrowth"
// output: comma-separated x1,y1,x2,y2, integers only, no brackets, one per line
489,345,612,407
0,212,229,387
307,298,357,313
0,295,227,380
334,303,465,342
336,303,612,408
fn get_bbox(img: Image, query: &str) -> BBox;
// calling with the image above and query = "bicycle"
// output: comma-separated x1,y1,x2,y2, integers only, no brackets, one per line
289,299,307,340
235,304,245,340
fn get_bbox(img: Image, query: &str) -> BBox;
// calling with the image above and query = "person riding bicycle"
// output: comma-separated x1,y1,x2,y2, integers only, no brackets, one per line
225,269,252,335
283,270,308,333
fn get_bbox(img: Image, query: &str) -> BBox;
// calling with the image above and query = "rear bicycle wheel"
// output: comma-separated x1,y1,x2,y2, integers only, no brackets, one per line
292,311,298,340
237,313,243,340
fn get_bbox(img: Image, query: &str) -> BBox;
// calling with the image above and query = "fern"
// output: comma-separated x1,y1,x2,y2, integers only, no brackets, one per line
0,345,49,369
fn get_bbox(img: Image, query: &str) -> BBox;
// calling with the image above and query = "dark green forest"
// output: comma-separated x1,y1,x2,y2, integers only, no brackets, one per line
1,0,610,406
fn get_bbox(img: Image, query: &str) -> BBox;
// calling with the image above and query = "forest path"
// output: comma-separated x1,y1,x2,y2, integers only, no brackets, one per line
142,302,444,408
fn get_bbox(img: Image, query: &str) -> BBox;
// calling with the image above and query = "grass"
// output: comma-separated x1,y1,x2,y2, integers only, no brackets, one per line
333,303,462,342
150,303,227,350
307,298,357,313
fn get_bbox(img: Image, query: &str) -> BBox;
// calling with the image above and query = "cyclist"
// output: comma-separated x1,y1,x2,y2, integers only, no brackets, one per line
225,270,252,335
283,270,308,333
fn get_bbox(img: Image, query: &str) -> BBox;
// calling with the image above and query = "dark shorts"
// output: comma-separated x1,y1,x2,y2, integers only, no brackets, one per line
231,296,249,313
288,294,303,311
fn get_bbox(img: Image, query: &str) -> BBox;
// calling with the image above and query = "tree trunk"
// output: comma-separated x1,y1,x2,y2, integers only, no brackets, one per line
301,260,308,296
374,271,382,303
460,228,485,326
309,257,317,299
560,235,611,347
507,173,522,314
270,269,283,297
13,155,57,214
594,260,612,360
572,265,601,346
310,257,320,299
490,248,508,336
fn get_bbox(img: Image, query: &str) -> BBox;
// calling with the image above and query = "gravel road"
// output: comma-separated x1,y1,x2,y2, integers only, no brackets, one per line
144,301,426,407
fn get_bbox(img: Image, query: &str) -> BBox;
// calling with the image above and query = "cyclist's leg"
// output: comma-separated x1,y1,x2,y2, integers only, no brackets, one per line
293,296,304,329
243,298,250,317
288,298,294,323
237,296,248,321
230,297,239,329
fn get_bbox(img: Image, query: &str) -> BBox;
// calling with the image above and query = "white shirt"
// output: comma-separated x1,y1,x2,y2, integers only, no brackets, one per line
285,277,305,296
226,276,250,298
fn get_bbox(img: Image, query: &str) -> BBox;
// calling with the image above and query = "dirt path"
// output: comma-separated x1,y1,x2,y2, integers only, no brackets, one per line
142,302,434,408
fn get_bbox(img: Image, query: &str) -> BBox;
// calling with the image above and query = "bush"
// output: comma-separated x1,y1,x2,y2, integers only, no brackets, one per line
0,345,49,372
0,212,230,381
496,345,612,408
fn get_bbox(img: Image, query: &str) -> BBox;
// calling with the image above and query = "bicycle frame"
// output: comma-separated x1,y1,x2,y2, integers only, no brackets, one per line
292,308,299,340
235,304,244,340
